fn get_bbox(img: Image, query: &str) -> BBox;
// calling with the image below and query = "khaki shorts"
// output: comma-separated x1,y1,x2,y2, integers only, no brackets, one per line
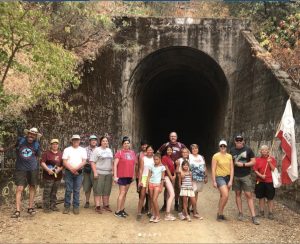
93,174,112,196
15,170,38,186
192,181,204,192
232,175,253,192
82,171,93,193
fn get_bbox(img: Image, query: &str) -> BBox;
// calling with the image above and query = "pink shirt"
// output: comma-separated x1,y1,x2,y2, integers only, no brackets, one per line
115,150,136,178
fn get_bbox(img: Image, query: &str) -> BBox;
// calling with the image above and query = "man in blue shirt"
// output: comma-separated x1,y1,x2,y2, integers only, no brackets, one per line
11,127,41,218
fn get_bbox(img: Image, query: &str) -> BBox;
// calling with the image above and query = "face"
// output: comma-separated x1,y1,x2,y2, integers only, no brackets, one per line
27,133,37,143
100,138,109,148
182,163,189,171
72,139,80,147
169,132,177,143
90,139,97,147
154,156,161,165
191,147,198,155
166,147,173,156
235,139,244,149
146,147,154,157
181,149,189,159
141,144,148,152
51,143,59,151
260,148,269,157
219,144,227,152
122,141,130,150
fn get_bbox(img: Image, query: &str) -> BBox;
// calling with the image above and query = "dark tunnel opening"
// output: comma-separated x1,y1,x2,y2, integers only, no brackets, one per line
131,47,228,159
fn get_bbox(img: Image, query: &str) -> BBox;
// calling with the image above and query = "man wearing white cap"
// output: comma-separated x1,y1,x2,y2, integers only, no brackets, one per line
62,135,87,215
11,127,42,218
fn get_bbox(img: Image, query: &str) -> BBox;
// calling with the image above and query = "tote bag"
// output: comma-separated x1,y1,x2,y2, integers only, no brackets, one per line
272,168,282,188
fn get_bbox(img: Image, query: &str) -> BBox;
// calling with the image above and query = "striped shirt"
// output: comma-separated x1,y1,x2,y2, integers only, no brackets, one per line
181,173,193,190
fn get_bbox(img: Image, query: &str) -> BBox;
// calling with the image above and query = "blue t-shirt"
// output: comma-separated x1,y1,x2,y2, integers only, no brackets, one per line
15,137,40,171
149,165,166,184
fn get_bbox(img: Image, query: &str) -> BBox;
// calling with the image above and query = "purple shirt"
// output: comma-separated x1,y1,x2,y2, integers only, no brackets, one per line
157,142,186,161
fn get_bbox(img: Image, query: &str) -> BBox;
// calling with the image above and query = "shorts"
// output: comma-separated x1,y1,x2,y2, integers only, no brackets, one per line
232,175,253,192
141,175,148,187
180,188,195,197
149,183,162,192
15,170,38,186
93,174,113,196
216,175,230,188
117,177,132,186
82,171,93,192
255,182,275,200
192,181,204,192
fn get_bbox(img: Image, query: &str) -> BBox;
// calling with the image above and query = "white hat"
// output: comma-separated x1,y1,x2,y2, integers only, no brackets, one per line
24,127,42,138
219,140,227,146
71,135,81,140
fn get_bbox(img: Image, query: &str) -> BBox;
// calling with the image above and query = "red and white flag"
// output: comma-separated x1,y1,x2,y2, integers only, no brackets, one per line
276,99,298,184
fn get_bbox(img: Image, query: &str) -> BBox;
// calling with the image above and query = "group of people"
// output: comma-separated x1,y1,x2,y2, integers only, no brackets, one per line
10,128,278,225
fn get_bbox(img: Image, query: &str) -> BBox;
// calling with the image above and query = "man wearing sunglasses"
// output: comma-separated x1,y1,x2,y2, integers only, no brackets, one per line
230,135,259,225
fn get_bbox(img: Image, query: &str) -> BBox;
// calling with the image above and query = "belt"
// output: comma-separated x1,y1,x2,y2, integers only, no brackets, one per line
66,169,83,174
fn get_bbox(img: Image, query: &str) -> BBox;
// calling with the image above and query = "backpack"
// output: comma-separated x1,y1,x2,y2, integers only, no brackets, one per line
16,136,40,153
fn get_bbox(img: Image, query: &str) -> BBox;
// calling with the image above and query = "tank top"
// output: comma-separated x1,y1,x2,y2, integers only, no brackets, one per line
142,156,154,176
181,173,193,190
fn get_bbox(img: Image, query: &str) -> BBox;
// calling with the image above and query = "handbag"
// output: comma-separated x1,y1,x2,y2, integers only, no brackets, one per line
271,168,282,188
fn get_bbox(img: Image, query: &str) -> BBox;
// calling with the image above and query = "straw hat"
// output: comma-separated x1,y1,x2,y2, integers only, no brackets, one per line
24,127,42,138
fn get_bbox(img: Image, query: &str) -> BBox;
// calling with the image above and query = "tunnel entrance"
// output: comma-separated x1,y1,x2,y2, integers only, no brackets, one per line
129,47,229,158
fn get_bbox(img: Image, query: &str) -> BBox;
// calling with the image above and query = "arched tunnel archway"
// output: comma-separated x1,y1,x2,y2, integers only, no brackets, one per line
129,46,229,158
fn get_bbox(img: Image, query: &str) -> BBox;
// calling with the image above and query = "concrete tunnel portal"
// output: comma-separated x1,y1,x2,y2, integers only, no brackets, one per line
130,46,229,158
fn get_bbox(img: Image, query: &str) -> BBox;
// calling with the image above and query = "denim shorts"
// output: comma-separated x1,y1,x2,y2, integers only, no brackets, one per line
117,177,132,186
216,175,230,188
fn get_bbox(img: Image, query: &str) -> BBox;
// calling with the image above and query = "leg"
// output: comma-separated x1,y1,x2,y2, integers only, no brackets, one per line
190,196,198,215
117,185,127,212
64,171,73,208
28,185,36,209
15,185,24,212
148,188,154,216
73,174,83,209
43,180,53,210
259,198,265,212
102,174,113,209
120,184,130,211
182,196,188,217
152,187,161,219
235,190,243,213
244,191,256,217
218,185,229,215
50,180,60,209
137,187,146,214
164,176,175,214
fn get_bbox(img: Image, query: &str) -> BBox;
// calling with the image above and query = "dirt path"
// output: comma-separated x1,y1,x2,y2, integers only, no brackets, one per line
1,179,300,243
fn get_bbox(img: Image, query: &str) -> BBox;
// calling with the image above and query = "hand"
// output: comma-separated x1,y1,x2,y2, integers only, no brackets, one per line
260,174,266,179
227,181,232,188
236,162,243,167
94,173,99,179
138,181,143,188
47,169,54,175
204,178,208,184
213,181,217,188
114,177,119,183
267,157,272,164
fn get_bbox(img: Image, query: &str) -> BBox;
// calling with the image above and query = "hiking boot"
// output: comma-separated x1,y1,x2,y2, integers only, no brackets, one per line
43,208,51,213
268,212,274,220
136,214,142,221
114,211,125,218
237,212,244,221
217,214,223,222
73,207,80,215
63,207,70,214
258,210,265,218
84,202,90,208
252,216,260,225
51,206,59,212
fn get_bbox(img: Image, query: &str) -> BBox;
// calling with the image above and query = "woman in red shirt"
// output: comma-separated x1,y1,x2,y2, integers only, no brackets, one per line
113,136,137,218
253,145,277,220
161,146,176,220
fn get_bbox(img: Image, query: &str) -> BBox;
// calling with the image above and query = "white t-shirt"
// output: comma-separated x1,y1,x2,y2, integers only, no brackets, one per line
62,146,87,168
90,147,113,175
189,154,205,166
142,156,154,177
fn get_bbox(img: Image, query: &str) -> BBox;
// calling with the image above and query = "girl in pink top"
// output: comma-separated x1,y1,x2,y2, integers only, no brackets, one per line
113,136,137,218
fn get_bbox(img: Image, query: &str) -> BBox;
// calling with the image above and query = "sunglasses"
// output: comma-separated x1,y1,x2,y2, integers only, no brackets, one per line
235,139,243,142
219,145,227,148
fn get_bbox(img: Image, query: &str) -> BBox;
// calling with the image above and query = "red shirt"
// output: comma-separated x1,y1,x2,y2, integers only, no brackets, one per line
41,150,63,181
162,155,175,175
253,156,277,183
115,150,136,178
158,142,186,161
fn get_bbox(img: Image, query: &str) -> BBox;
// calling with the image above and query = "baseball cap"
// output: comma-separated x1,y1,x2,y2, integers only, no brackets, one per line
89,135,97,141
219,140,227,146
50,139,59,144
71,135,80,140
235,135,244,141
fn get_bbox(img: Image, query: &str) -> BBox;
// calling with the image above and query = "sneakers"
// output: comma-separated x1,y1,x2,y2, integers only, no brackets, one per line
258,210,265,218
164,214,176,221
153,218,161,223
252,216,260,225
149,216,155,222
63,207,70,214
136,214,142,221
178,212,185,220
186,215,192,222
238,212,244,221
268,212,274,220
114,211,125,218
84,202,90,208
95,206,102,214
217,214,223,222
121,209,129,217
73,207,80,215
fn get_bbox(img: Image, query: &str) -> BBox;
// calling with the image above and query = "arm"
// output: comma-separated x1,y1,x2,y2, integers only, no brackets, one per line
40,161,54,175
228,158,234,188
135,154,140,179
245,157,255,167
146,170,152,194
160,171,165,189
178,172,182,189
63,159,78,175
175,159,180,173
91,161,98,179
74,159,87,171
254,170,266,180
138,158,144,186
113,158,119,182
268,157,276,171
211,158,217,188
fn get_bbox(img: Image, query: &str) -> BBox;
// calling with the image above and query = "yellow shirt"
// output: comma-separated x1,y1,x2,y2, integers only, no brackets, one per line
212,152,232,177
